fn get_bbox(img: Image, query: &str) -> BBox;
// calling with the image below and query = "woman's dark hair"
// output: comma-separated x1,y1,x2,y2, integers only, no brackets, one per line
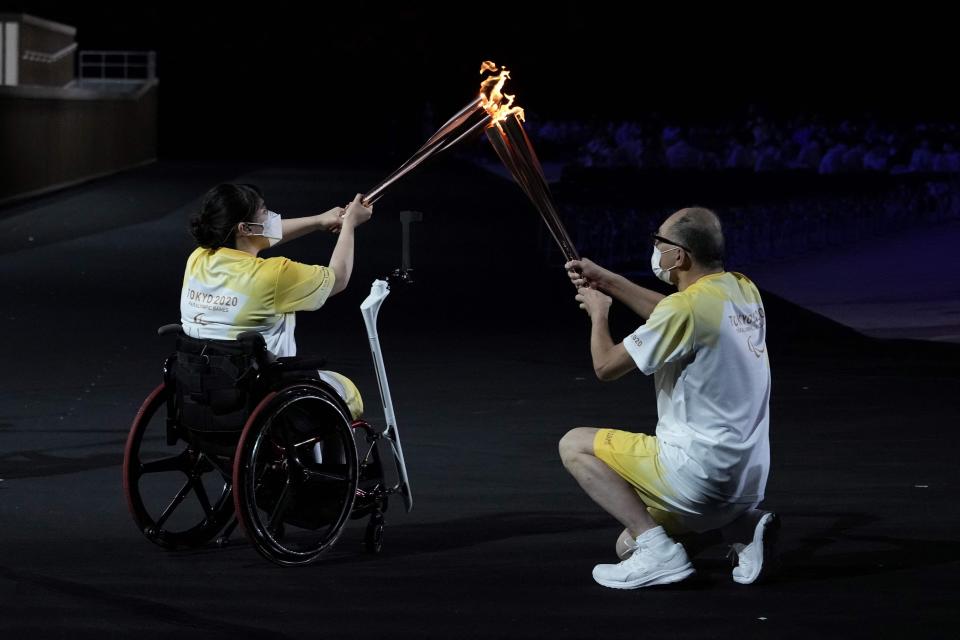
189,183,264,249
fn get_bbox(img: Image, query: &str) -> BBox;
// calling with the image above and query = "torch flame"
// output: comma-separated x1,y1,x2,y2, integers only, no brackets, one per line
479,60,525,124
362,59,578,264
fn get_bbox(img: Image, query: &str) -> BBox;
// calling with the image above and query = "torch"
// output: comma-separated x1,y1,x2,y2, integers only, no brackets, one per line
362,98,491,205
362,61,579,262
482,102,580,263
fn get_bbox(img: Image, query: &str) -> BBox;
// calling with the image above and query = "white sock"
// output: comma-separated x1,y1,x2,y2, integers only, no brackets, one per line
635,525,669,546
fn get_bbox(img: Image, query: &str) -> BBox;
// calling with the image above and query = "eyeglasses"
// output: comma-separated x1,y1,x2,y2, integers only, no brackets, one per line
651,233,690,252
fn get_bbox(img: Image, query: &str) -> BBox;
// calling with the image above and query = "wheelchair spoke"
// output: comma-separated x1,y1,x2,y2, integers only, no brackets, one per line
156,478,194,529
267,476,294,532
140,453,186,475
211,482,232,511
193,478,213,517
205,455,233,479
303,463,349,483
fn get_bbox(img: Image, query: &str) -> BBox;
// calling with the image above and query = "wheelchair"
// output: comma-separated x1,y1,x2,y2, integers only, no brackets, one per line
123,213,420,566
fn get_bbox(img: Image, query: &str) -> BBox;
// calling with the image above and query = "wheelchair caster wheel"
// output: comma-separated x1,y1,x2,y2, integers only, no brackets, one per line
364,514,384,554
143,526,157,538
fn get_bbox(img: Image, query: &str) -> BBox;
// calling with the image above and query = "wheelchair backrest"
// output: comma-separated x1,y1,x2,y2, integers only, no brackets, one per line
172,332,268,433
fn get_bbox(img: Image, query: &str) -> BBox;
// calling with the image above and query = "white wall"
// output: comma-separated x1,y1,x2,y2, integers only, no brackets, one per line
3,22,19,86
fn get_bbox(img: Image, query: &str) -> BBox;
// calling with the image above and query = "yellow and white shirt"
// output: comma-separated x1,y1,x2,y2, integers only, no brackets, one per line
180,247,335,357
623,272,771,504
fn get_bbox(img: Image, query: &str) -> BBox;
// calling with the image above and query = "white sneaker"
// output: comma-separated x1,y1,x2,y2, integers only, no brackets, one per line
729,511,779,584
593,535,694,589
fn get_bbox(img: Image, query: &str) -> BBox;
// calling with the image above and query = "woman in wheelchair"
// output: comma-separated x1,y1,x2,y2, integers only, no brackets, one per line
180,183,372,419
124,183,389,567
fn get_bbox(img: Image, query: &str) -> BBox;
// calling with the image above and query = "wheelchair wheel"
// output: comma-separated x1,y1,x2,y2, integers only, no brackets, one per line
123,384,235,549
364,512,385,554
233,384,359,566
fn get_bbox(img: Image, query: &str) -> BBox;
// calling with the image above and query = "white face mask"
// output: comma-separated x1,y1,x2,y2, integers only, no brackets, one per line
651,245,680,284
244,211,283,246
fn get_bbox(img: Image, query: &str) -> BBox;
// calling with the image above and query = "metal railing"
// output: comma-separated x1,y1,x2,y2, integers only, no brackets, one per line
78,50,156,84
22,42,78,64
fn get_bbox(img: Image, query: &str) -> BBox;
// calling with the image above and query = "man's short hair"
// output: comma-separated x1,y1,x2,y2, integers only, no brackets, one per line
669,207,725,269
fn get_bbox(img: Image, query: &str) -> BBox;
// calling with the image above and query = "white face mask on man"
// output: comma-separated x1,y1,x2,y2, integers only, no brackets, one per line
243,211,283,246
651,245,680,284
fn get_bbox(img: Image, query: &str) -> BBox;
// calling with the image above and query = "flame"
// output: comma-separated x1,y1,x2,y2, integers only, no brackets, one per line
479,60,525,124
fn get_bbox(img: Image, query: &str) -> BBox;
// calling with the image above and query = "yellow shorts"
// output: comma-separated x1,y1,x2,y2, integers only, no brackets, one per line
316,370,364,420
593,428,755,535
592,428,694,535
